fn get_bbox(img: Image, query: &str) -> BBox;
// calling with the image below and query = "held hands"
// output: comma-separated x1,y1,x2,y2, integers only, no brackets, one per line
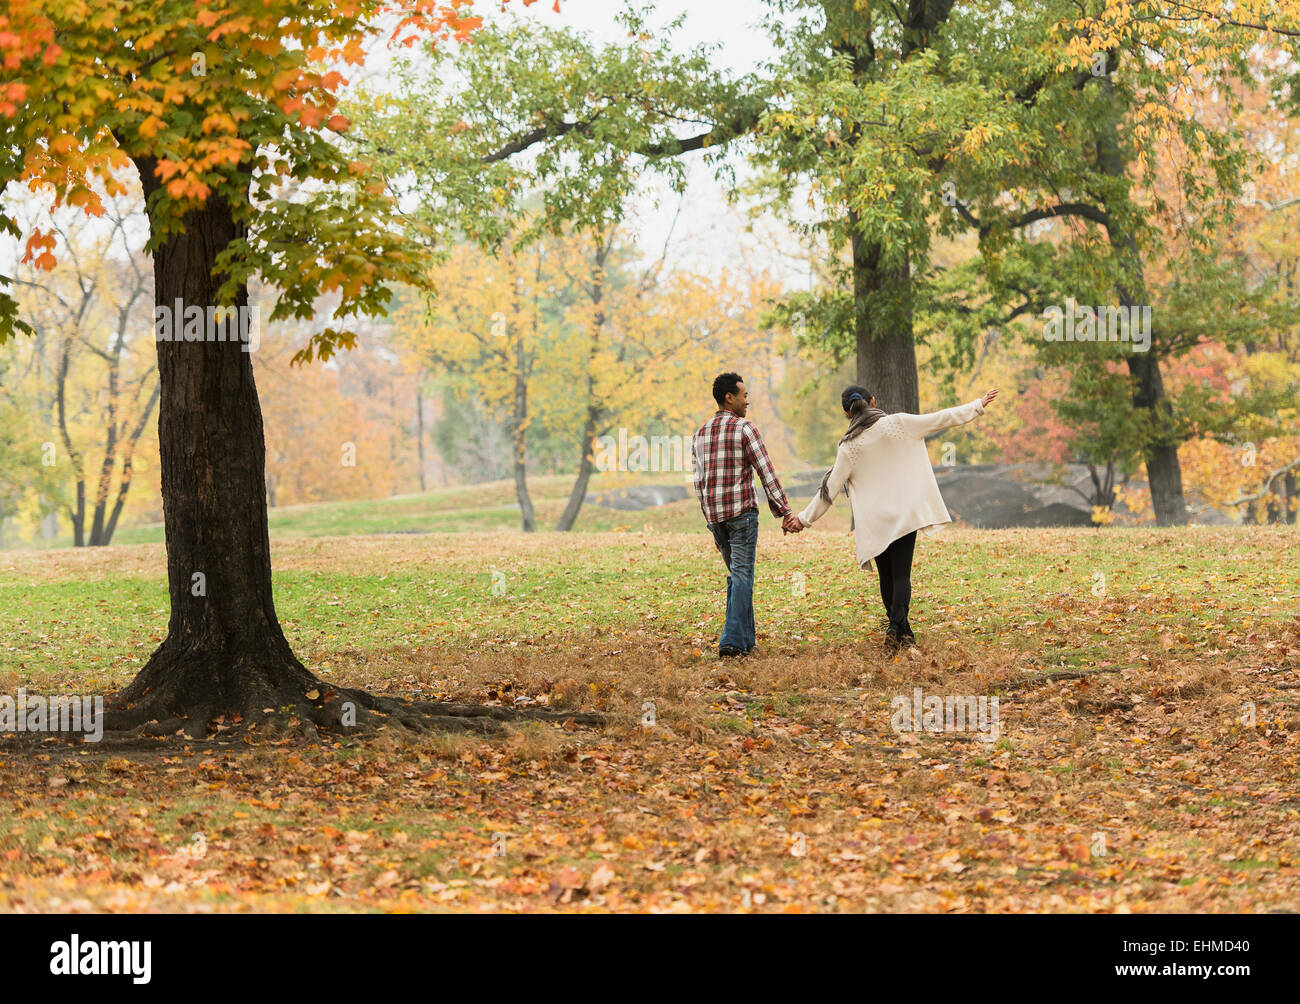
782,513,804,535
980,388,1000,409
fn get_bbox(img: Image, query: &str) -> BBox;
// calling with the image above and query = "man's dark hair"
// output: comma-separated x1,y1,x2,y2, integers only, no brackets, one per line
841,384,871,412
713,372,744,407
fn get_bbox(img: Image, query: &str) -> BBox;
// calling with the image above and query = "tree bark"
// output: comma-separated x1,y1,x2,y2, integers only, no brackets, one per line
1086,461,1117,508
87,344,128,546
110,164,321,734
90,165,601,740
510,253,538,532
55,338,86,546
1126,349,1186,525
852,224,919,413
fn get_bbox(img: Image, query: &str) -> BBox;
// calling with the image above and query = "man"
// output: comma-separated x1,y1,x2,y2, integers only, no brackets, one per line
691,372,801,659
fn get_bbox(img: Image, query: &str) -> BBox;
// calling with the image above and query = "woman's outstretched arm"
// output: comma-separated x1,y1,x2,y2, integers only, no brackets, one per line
894,388,998,440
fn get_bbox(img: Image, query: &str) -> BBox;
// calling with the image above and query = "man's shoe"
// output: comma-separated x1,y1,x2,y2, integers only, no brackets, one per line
719,645,745,659
900,632,917,649
883,631,902,654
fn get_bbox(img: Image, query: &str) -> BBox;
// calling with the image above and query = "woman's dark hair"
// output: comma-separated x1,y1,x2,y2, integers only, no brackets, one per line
841,384,870,412
819,386,888,503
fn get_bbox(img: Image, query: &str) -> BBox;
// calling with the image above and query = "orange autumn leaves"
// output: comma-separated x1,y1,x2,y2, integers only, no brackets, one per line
0,0,534,351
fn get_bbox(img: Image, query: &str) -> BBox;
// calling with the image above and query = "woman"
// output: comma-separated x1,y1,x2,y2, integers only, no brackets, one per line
795,385,999,650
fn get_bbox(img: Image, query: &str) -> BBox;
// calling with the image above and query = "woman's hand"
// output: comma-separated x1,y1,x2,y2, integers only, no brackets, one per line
980,388,999,409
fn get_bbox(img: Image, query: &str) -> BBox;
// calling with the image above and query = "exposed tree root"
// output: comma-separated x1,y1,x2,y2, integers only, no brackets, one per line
996,667,1125,694
91,641,605,746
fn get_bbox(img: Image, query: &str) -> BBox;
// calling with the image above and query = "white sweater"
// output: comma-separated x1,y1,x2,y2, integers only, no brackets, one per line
797,399,986,568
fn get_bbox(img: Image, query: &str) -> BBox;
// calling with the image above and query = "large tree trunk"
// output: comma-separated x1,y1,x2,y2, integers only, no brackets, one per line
835,0,944,418
1126,350,1186,525
1095,79,1187,526
93,166,601,742
851,225,919,413
842,1,956,415
111,167,320,734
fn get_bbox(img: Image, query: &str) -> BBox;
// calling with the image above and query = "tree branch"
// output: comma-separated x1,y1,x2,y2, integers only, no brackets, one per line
1229,456,1300,506
481,104,762,165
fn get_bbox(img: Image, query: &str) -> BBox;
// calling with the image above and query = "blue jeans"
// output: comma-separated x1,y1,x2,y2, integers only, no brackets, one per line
708,508,758,652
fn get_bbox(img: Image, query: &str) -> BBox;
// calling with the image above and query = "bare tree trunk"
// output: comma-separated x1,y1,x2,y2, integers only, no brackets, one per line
1126,351,1186,525
88,361,122,546
98,382,160,545
513,425,535,533
555,408,598,532
556,238,611,532
509,250,539,532
1086,461,1117,508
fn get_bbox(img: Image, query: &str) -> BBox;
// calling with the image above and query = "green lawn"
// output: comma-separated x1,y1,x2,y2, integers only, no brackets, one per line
2,521,1295,692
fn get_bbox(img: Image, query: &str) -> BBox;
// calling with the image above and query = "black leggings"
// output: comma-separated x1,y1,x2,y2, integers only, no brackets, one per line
874,530,917,636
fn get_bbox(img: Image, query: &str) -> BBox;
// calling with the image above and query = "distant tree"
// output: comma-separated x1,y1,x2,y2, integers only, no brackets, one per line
392,217,775,531
8,197,158,545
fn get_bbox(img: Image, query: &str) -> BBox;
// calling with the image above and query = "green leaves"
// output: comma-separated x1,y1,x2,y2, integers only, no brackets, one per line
348,10,764,251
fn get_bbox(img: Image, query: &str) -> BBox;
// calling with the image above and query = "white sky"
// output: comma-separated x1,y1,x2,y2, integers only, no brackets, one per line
2,2,800,285
506,0,796,283
516,0,775,69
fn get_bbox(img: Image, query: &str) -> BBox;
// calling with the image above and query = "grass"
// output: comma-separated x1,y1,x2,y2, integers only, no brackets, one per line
46,472,760,549
1,522,1294,690
1,515,1298,913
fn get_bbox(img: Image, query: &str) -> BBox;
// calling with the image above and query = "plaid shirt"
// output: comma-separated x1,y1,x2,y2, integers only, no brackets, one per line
691,410,791,525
